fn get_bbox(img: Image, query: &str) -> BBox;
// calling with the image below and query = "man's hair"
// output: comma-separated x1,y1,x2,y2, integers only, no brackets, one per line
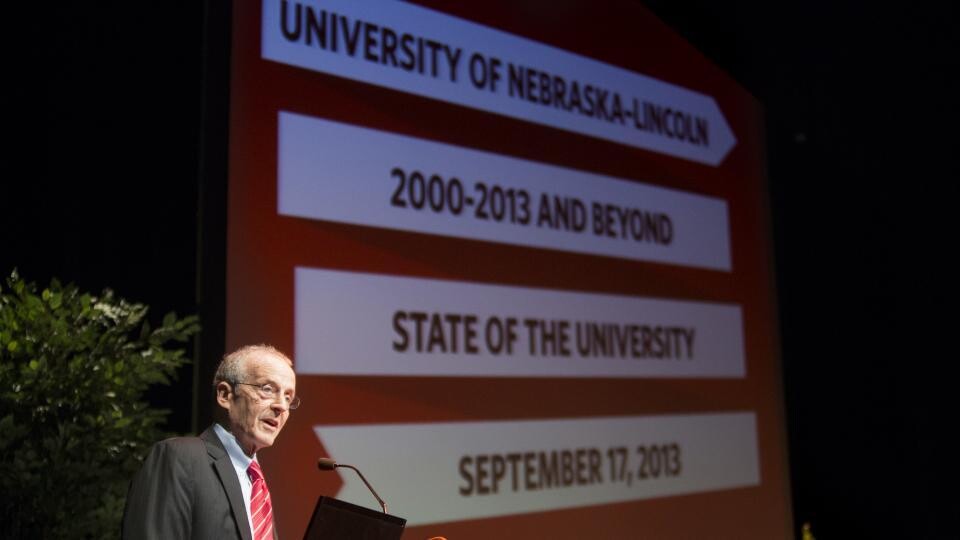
212,344,293,387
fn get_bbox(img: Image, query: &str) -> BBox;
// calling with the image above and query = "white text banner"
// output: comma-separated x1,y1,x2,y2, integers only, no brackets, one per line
295,267,745,378
279,112,731,270
262,0,736,165
316,412,760,525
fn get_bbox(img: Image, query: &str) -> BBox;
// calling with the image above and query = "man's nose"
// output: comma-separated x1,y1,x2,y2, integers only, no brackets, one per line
268,395,290,412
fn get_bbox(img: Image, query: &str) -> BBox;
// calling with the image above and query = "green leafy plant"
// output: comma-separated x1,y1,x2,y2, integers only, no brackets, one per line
0,270,200,539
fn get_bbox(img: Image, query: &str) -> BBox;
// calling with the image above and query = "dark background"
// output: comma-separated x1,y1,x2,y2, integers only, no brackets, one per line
3,1,953,537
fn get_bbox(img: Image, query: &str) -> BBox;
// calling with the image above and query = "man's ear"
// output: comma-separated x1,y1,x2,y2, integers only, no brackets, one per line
215,381,233,409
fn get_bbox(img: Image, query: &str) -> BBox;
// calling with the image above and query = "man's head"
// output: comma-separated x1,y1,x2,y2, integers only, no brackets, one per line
213,345,297,456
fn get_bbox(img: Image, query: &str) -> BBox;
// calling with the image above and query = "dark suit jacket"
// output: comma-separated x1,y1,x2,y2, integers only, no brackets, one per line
122,425,256,540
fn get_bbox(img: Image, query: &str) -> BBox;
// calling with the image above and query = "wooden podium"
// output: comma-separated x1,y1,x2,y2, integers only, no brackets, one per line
303,496,406,540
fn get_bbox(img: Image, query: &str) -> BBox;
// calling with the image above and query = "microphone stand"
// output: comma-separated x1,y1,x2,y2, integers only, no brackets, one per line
318,459,388,514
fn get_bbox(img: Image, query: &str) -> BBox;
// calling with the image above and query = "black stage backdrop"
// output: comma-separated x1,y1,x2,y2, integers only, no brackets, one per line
2,1,953,537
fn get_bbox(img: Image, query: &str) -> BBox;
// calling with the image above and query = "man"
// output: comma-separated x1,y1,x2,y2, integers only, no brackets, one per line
122,345,298,540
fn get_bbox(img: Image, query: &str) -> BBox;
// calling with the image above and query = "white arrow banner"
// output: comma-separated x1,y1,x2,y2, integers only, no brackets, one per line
315,412,759,525
279,113,732,270
295,267,745,378
262,0,737,166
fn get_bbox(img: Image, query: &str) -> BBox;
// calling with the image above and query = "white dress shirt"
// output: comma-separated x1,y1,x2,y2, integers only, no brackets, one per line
213,422,259,536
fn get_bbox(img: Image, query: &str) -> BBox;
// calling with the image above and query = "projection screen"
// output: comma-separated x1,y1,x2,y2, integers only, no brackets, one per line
225,1,791,537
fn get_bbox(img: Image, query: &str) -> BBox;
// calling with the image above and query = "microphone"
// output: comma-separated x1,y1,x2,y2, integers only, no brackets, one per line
317,457,388,514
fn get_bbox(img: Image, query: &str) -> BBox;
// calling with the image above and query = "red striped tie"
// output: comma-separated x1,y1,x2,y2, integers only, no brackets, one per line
248,460,274,540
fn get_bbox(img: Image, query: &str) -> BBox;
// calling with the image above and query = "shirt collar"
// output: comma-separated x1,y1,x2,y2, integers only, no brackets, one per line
213,422,256,473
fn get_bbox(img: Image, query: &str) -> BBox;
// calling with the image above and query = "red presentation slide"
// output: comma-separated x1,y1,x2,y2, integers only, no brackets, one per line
226,1,791,538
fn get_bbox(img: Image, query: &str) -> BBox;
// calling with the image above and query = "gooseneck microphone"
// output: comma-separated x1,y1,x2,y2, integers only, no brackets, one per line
317,458,388,514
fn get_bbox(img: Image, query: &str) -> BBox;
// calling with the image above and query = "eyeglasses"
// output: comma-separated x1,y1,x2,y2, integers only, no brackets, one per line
232,382,301,410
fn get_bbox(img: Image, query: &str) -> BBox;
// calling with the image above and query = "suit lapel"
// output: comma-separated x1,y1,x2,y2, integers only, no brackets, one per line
202,426,253,540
